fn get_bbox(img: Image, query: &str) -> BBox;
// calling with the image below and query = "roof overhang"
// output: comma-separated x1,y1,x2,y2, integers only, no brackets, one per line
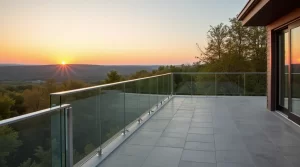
238,0,300,26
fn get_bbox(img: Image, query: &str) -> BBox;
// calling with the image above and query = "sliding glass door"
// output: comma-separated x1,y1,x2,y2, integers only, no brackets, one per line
278,31,289,112
291,24,300,116
277,21,300,123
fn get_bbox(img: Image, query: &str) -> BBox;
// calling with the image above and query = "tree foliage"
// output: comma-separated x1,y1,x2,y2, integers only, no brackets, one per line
0,94,15,119
199,17,266,72
0,126,22,167
103,70,123,84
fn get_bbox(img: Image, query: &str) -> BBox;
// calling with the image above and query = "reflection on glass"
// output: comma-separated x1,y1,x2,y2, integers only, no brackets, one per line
0,110,64,167
278,32,289,109
51,89,101,165
291,26,300,115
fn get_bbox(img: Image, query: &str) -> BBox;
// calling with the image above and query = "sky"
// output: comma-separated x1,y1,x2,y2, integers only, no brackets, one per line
0,0,248,65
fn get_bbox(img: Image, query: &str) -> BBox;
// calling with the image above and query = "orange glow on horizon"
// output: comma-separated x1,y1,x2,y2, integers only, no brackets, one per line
0,45,196,65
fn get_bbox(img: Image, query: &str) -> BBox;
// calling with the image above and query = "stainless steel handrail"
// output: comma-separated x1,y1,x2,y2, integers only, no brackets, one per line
51,73,172,96
0,104,70,126
172,72,267,74
50,72,269,96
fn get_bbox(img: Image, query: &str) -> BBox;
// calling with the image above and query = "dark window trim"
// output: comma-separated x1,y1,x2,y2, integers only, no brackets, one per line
274,19,300,125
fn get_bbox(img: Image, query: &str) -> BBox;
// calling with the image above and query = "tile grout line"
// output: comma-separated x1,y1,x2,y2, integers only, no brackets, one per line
177,97,191,167
140,97,183,167
212,97,217,165
136,97,178,167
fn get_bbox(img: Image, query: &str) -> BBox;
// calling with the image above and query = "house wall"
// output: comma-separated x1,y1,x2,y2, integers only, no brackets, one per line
266,9,300,111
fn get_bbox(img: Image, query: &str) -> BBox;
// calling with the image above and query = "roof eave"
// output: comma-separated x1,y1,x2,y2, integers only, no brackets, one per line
237,0,260,21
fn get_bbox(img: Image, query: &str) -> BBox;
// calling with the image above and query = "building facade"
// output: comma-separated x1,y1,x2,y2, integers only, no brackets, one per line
238,0,300,124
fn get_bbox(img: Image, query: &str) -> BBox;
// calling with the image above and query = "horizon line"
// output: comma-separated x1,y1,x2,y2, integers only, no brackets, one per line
0,63,186,66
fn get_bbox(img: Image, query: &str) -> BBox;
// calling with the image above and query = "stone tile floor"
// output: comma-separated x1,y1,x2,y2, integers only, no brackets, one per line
98,96,300,167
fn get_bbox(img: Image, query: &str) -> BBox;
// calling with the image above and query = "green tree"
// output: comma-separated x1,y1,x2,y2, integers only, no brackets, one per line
8,92,26,116
0,94,15,119
199,23,228,63
246,26,267,72
104,70,122,84
0,126,22,167
198,17,266,72
23,87,48,113
61,80,87,91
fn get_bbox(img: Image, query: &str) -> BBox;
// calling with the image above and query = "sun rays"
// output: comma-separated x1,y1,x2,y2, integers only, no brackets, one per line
52,63,77,79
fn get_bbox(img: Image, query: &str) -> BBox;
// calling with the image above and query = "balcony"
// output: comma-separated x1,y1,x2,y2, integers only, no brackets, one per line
1,72,300,167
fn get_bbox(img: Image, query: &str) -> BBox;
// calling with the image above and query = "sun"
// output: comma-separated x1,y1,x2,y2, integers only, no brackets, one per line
61,61,66,65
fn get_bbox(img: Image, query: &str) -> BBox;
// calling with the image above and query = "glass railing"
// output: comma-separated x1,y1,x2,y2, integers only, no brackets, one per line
49,73,172,166
0,72,267,167
0,104,72,167
173,72,266,96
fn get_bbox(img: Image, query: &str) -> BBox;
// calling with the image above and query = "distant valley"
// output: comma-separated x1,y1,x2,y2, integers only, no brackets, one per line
0,64,159,83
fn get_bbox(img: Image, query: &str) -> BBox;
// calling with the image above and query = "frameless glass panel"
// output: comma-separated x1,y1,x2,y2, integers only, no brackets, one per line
51,89,101,165
100,84,124,147
139,79,151,113
216,74,244,96
158,76,165,103
278,32,289,108
291,26,300,115
192,74,215,95
149,77,158,109
173,74,192,95
166,75,171,97
0,110,64,167
124,81,139,128
244,73,267,96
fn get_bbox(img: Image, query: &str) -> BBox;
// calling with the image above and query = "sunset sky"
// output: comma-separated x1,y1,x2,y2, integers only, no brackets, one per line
0,0,247,65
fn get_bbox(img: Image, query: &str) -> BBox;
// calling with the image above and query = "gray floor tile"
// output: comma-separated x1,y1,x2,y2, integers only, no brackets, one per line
98,97,300,167
155,137,185,148
186,134,214,142
217,163,255,167
162,132,187,138
179,107,195,111
117,144,153,157
194,112,212,116
177,110,195,114
215,141,247,151
246,143,279,155
128,131,162,146
185,142,215,151
174,113,193,118
216,151,254,164
251,153,294,167
192,117,213,123
268,133,300,146
181,150,216,163
279,146,300,156
191,122,213,128
142,147,183,167
285,155,300,166
165,124,190,133
213,127,240,134
172,117,192,122
214,134,243,143
189,127,214,134
179,161,216,167
99,154,146,167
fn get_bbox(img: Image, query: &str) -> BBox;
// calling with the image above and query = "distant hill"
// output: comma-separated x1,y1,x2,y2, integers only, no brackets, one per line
0,64,159,82
0,64,24,66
